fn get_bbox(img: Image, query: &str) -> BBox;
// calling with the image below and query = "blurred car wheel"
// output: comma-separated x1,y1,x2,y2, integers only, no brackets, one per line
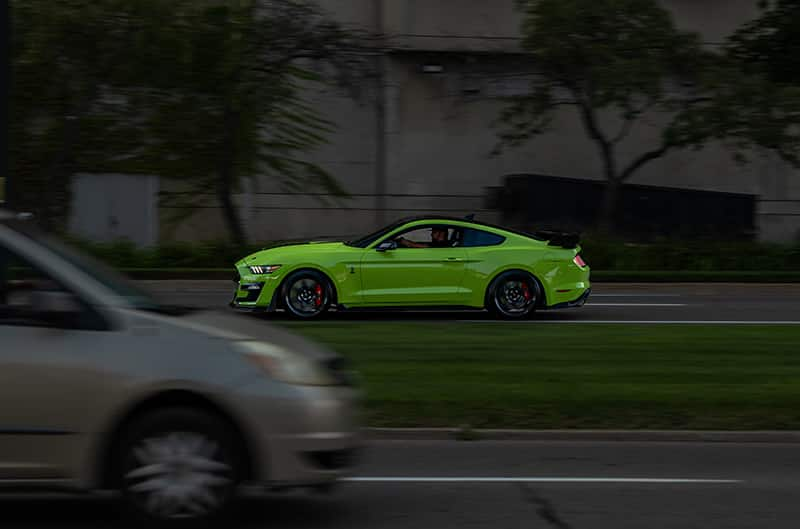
116,407,241,528
487,271,540,319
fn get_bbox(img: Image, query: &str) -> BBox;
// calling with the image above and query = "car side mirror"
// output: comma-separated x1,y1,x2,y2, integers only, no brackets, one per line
376,240,397,252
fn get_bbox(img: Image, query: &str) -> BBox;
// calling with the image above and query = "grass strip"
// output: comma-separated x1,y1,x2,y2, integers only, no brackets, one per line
279,322,800,430
592,270,800,282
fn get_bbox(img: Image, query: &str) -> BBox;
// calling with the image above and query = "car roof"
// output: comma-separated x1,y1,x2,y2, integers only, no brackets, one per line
390,215,545,241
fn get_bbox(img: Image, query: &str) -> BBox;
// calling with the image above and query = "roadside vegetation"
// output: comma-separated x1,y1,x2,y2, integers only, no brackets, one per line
281,322,800,430
70,238,800,281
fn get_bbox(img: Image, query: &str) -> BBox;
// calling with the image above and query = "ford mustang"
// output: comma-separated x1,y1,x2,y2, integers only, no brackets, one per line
232,216,590,319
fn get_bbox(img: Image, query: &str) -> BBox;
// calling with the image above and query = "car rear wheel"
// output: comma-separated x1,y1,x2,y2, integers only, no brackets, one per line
115,408,241,529
487,271,540,319
283,270,332,319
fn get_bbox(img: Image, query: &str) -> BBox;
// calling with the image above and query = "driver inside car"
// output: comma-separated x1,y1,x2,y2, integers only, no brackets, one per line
397,227,452,248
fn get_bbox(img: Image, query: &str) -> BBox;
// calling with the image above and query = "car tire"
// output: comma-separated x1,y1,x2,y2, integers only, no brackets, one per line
114,407,241,529
486,271,540,320
282,270,333,319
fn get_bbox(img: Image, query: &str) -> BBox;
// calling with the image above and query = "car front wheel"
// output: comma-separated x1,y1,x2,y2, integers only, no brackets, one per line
115,408,241,528
282,270,333,319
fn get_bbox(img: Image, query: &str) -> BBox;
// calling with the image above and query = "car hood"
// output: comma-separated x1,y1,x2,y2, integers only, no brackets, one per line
136,309,339,362
238,241,346,265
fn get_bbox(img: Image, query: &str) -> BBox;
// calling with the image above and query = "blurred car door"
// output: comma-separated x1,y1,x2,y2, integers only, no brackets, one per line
359,225,468,305
0,245,113,481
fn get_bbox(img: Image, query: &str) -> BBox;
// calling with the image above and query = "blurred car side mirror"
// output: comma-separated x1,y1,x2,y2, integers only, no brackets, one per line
376,240,398,252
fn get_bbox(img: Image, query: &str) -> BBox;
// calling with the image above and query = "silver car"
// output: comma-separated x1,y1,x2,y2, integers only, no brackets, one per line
0,211,360,526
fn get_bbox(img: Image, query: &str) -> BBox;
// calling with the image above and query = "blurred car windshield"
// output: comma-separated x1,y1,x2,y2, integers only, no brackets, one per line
7,220,166,311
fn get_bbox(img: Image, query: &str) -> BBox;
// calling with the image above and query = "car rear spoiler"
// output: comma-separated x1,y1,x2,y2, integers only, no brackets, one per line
533,230,581,249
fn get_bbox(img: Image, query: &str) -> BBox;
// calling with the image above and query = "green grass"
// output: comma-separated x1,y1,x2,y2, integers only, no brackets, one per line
279,323,800,430
592,270,800,282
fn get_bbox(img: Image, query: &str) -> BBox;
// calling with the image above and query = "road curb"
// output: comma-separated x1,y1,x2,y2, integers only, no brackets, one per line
364,428,800,443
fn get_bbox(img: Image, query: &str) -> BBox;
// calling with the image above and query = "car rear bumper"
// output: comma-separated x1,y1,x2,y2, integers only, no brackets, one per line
546,287,591,310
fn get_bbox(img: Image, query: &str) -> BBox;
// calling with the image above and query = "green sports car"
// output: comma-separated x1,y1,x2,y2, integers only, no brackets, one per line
232,216,590,319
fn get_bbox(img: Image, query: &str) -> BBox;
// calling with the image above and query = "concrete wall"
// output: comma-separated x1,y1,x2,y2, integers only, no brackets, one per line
382,0,522,52
380,53,791,208
69,174,159,246
150,0,800,244
666,0,761,42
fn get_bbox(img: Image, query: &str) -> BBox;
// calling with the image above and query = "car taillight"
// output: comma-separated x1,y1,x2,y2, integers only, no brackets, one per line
573,255,587,267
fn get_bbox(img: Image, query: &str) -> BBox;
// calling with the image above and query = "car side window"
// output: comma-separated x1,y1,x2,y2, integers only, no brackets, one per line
0,246,106,330
391,226,460,248
394,227,434,244
461,228,506,247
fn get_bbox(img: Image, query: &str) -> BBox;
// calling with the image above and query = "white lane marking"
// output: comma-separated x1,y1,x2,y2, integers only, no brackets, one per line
588,303,687,307
592,294,682,298
462,320,800,325
345,477,742,484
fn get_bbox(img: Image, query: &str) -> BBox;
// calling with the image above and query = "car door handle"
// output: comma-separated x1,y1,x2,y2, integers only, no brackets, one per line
444,257,463,262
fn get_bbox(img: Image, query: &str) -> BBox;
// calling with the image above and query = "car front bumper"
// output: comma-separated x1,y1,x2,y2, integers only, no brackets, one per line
233,381,361,487
230,267,284,311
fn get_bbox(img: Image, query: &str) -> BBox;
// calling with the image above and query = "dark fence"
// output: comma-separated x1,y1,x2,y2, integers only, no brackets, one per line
487,174,757,240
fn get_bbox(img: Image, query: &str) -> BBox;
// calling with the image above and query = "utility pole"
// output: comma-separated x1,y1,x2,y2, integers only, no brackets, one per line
0,0,10,209
373,0,387,227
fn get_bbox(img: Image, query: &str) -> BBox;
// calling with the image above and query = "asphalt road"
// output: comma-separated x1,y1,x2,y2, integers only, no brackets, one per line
141,281,800,323
3,440,799,528
38,282,788,528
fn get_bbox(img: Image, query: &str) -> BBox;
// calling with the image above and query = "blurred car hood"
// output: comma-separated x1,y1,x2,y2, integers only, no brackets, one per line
152,309,339,361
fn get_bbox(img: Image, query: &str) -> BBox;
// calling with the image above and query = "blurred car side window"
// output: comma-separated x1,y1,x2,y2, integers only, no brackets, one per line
0,247,51,304
0,246,102,329
461,228,506,247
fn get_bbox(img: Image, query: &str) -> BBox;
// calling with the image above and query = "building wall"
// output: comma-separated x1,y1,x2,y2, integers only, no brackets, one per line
153,0,800,244
70,174,159,246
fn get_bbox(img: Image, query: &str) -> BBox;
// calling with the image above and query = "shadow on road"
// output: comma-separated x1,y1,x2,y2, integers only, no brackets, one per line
0,494,351,529
240,308,585,323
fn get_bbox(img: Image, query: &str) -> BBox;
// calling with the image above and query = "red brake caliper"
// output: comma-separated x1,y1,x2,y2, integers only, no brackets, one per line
521,283,531,301
314,284,323,307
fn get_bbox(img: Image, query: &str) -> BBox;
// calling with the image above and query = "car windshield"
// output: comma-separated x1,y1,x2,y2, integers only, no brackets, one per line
7,220,173,313
345,219,409,248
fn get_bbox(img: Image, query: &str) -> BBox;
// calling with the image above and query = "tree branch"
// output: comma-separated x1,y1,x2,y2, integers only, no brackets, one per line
619,143,672,182
611,99,658,144
576,98,610,147
611,116,636,144
574,95,618,181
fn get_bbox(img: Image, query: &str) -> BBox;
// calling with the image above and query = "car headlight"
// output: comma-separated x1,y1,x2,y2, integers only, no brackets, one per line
248,264,282,275
235,341,337,386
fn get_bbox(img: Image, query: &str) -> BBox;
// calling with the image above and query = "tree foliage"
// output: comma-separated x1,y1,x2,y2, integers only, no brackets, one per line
11,0,368,242
729,0,800,85
496,0,799,233
130,1,368,243
722,0,800,166
11,0,156,227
